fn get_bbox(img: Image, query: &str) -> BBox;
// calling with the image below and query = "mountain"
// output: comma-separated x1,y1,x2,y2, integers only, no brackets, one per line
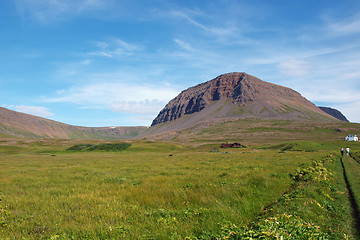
151,72,337,126
144,73,340,139
0,107,146,139
318,107,349,122
0,72,342,140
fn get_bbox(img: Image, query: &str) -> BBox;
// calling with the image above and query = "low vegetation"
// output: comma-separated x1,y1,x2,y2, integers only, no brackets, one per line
66,143,131,152
344,150,360,231
0,139,359,239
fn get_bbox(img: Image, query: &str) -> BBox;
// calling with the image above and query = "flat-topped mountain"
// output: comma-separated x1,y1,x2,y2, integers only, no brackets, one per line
151,72,337,128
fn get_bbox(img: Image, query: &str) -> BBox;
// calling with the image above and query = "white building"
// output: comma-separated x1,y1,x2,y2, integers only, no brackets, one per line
345,134,359,141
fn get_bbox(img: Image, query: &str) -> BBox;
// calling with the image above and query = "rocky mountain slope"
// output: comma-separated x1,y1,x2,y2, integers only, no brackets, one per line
0,107,146,139
151,72,337,126
318,107,349,122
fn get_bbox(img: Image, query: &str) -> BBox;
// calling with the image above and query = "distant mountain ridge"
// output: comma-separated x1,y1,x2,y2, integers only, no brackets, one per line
318,107,349,122
0,107,146,139
151,72,337,127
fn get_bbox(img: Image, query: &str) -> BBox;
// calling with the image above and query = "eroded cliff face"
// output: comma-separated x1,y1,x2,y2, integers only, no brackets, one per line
151,72,320,126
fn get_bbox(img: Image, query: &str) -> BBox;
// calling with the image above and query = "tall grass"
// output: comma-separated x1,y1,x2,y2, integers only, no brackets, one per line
0,140,356,239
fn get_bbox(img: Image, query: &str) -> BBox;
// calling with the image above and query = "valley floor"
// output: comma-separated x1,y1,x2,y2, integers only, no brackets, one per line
0,139,360,239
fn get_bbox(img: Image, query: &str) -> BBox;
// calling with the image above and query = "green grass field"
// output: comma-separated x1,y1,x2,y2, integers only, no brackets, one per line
0,139,360,239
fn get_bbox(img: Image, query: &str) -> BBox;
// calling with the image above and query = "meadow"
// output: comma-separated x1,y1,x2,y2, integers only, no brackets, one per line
0,138,360,239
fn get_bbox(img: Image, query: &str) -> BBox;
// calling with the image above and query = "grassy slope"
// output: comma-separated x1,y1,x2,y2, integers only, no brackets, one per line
0,119,147,140
162,119,360,146
1,138,359,239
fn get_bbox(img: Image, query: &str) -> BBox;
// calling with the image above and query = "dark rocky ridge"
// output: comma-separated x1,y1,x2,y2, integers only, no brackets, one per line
318,107,349,122
151,72,337,126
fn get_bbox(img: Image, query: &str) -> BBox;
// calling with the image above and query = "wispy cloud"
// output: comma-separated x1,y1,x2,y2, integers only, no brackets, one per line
89,38,144,58
326,12,360,36
278,59,311,77
42,81,179,116
168,8,239,39
14,0,113,23
8,1,360,125
169,9,209,31
111,99,168,115
13,105,55,117
173,38,196,52
303,88,360,104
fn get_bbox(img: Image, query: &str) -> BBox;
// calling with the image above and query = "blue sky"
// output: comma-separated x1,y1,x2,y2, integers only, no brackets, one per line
1,0,360,126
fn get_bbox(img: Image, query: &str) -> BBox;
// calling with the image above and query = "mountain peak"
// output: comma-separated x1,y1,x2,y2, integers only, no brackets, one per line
151,72,337,126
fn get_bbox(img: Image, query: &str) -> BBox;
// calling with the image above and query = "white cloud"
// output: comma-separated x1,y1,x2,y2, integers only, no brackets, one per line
304,88,360,105
327,12,360,36
10,1,360,126
111,99,168,115
14,105,55,117
91,51,113,58
278,59,311,77
170,10,206,30
89,38,143,58
169,9,237,38
113,38,142,52
174,38,196,52
43,82,179,116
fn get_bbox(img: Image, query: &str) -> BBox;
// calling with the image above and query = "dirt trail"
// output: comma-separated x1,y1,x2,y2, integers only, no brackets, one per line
340,155,360,237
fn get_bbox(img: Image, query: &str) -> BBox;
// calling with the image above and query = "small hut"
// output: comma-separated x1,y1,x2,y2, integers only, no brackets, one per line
345,134,359,141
